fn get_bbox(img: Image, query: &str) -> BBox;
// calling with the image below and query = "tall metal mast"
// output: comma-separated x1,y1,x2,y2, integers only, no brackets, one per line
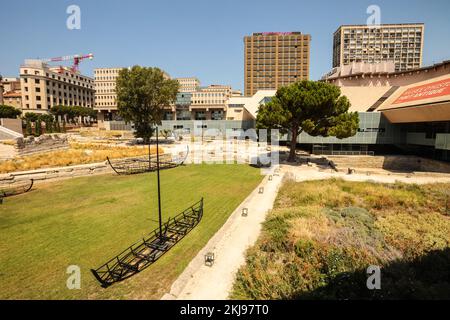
156,127,163,237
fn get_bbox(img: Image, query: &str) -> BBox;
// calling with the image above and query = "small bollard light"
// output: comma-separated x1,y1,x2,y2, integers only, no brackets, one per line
205,252,215,267
259,187,264,194
242,208,248,217
268,175,273,181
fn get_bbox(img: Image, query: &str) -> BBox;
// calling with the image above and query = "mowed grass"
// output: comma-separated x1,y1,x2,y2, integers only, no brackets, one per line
231,179,450,300
0,164,263,299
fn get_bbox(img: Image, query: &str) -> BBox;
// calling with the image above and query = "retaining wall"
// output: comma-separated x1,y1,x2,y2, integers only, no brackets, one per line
327,155,450,173
0,161,112,187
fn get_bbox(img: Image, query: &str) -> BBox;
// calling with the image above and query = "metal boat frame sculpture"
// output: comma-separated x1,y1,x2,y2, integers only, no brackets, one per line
0,179,34,203
91,128,203,288
91,198,203,287
106,145,189,175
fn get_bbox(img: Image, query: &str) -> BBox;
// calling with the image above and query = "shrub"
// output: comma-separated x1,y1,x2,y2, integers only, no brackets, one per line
294,239,315,259
231,180,450,300
0,105,21,119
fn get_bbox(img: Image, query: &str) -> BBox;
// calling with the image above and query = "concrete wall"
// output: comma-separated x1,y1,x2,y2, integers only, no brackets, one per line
327,155,450,173
104,120,256,134
0,161,112,187
0,118,22,134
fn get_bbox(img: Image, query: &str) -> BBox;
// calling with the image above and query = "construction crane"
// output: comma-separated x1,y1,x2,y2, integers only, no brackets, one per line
41,53,94,74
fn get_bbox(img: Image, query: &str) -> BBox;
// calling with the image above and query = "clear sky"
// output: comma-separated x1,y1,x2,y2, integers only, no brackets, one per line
1,0,449,91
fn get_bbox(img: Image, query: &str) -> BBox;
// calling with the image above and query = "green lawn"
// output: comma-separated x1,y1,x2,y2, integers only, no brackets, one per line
0,164,263,299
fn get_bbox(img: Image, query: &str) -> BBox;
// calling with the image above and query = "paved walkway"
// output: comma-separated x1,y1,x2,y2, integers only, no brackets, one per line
0,143,16,160
161,167,285,300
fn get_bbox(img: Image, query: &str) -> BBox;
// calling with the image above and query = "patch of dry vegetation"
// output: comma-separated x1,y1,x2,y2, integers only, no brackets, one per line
0,143,163,173
231,179,450,299
78,130,129,139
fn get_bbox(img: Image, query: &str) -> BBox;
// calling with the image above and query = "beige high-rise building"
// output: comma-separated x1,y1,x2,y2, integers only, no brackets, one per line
176,77,200,93
94,67,172,123
94,67,122,121
20,59,94,114
333,23,424,72
244,32,311,96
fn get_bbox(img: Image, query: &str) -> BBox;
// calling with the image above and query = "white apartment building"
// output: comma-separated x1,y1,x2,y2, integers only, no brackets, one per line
333,23,424,72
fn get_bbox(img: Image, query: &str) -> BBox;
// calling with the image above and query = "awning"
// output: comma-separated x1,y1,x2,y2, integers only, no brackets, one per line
378,75,450,123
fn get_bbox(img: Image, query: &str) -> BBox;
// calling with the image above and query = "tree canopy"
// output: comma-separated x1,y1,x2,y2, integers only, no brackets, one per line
116,66,179,142
256,80,359,162
50,105,97,121
0,105,21,119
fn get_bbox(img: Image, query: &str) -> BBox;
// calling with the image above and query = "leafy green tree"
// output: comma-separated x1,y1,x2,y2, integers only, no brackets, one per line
0,105,21,119
54,119,61,133
50,105,96,126
116,66,179,143
35,118,42,136
160,129,172,140
39,114,54,133
23,112,39,136
23,112,39,122
25,119,32,136
256,80,359,162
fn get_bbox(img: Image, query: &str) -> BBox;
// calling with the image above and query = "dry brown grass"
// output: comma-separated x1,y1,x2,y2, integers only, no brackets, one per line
0,140,17,146
78,130,128,139
0,143,163,173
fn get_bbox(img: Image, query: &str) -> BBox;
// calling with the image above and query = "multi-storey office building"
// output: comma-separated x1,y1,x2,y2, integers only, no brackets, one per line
1,77,21,93
0,80,3,105
94,67,174,126
176,77,200,93
332,23,424,72
94,67,122,122
244,32,311,96
190,85,233,120
19,60,94,114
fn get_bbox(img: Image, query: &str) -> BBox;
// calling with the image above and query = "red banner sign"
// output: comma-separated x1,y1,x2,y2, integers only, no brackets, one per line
261,32,293,36
393,78,450,104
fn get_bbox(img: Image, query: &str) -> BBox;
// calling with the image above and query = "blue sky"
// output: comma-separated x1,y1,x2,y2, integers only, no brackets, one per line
1,0,449,91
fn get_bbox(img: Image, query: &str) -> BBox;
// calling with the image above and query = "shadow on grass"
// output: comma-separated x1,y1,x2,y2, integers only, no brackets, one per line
295,248,450,300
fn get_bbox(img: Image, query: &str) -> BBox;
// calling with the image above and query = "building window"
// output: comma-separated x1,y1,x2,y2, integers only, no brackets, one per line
195,111,206,120
211,110,224,120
